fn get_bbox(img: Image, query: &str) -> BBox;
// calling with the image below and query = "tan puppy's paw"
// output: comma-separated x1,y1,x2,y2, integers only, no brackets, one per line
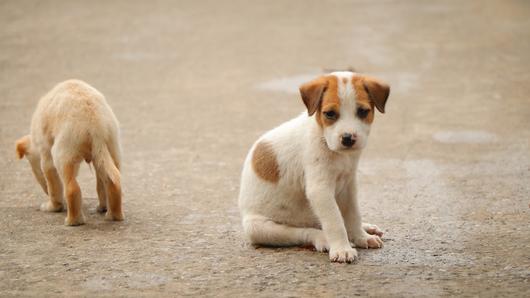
96,205,107,213
105,211,124,221
353,234,383,249
362,223,383,237
40,202,63,212
65,214,85,226
329,246,357,263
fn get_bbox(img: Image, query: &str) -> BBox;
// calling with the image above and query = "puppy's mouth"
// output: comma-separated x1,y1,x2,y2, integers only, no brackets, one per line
337,146,361,153
326,144,362,153
322,137,362,153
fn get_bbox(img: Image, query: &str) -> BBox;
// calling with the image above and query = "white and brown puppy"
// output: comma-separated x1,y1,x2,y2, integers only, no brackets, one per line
15,80,123,226
238,72,389,263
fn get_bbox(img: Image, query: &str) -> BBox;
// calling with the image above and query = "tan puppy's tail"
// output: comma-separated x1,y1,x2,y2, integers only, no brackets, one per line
92,140,120,186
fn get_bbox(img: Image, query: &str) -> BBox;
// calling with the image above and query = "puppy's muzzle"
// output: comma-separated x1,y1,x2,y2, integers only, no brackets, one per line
341,133,356,148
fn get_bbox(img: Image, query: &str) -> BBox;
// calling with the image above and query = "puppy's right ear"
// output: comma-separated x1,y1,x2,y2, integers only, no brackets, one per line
15,135,30,159
299,77,328,116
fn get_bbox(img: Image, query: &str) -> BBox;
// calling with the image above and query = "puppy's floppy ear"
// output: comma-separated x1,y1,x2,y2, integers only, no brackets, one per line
363,76,390,113
299,76,328,116
15,135,30,159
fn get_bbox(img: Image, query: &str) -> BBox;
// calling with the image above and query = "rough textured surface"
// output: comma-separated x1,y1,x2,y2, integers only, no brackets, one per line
1,0,529,296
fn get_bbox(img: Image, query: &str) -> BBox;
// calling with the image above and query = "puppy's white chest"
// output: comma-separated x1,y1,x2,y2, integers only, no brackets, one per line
331,156,357,194
335,171,353,194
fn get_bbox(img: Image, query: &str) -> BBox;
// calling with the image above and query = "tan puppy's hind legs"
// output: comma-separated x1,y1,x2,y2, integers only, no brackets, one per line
105,178,123,221
61,162,85,226
95,171,107,214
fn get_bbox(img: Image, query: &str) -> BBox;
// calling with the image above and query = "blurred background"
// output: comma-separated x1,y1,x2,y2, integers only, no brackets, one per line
1,0,529,296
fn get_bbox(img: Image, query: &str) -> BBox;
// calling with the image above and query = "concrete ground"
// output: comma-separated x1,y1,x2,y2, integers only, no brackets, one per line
1,0,529,296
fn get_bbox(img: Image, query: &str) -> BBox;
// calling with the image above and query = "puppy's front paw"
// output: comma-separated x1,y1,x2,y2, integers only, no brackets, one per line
353,234,383,249
363,223,384,237
65,214,85,226
40,202,63,212
329,246,357,263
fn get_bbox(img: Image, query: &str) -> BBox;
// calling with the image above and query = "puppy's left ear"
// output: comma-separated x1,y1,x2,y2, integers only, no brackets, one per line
15,135,30,159
299,77,328,116
363,76,390,113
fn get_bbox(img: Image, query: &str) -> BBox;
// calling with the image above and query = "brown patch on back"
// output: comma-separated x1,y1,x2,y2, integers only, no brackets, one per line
252,141,280,183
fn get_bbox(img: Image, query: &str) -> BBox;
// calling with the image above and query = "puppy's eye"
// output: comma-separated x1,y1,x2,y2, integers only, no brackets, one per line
323,110,338,120
356,107,370,119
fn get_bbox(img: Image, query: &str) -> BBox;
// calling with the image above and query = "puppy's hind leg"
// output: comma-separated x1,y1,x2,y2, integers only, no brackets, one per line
39,152,64,212
95,169,107,213
92,142,123,221
243,215,328,252
55,155,85,226
49,136,86,226
105,173,123,221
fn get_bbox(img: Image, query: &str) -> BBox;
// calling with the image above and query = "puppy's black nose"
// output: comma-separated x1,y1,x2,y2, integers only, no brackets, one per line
341,133,356,147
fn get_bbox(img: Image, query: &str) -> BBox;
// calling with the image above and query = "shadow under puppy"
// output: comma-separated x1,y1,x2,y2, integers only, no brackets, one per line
239,71,389,263
15,80,123,226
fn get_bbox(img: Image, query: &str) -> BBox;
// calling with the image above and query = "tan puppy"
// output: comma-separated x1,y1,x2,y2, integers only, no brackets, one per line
15,80,123,226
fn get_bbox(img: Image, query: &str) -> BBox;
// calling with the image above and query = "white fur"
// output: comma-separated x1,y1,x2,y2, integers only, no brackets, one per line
239,72,383,263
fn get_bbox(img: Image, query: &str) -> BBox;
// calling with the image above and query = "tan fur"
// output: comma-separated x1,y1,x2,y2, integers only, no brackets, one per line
15,135,30,159
63,163,83,225
299,75,343,128
352,77,375,124
317,76,341,127
299,76,328,116
105,176,123,221
300,75,389,127
361,76,390,113
15,79,123,226
251,141,280,183
43,166,63,210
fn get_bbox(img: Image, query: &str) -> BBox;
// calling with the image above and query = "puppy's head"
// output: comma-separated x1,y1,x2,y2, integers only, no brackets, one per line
299,72,389,152
15,135,48,194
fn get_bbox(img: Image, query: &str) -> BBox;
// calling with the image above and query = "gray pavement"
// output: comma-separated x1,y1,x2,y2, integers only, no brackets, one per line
1,0,529,296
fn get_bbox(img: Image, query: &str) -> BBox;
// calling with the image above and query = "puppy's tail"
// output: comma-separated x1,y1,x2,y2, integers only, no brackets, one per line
92,139,120,186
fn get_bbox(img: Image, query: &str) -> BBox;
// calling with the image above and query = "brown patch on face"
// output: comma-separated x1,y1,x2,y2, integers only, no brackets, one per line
299,76,328,116
316,76,341,127
251,141,280,183
352,77,375,124
360,75,390,113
